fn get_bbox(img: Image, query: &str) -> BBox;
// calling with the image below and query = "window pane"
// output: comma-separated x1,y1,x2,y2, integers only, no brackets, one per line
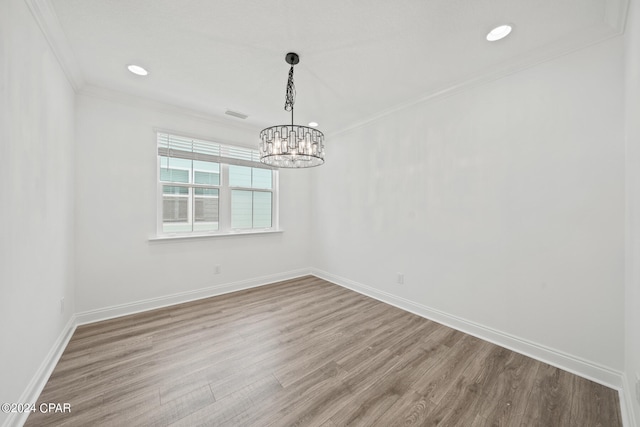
229,165,251,187
194,187,217,196
253,191,272,228
160,168,189,183
193,160,219,173
252,168,272,190
162,197,188,222
194,171,220,185
160,156,191,169
162,185,190,232
194,188,218,232
163,221,192,233
231,190,252,229
160,157,191,183
163,185,188,195
193,160,220,185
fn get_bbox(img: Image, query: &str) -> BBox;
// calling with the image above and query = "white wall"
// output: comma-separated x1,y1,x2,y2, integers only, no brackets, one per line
625,0,640,423
74,94,311,314
312,37,625,372
0,0,76,425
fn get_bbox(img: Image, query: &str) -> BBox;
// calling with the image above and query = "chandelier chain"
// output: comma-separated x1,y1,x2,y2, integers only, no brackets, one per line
284,65,296,112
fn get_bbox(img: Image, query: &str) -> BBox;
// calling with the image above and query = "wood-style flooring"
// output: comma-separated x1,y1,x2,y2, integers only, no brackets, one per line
25,276,622,426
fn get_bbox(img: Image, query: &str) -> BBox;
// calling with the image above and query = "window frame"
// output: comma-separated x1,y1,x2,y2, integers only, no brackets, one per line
155,131,280,238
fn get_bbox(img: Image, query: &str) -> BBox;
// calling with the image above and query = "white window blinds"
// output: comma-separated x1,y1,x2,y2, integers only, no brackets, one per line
157,132,272,169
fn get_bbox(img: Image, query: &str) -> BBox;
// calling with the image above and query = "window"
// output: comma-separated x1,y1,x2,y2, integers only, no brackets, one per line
157,132,278,236
229,165,273,229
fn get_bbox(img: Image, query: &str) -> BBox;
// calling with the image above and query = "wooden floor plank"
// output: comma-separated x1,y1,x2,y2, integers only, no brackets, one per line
569,375,623,427
169,375,283,427
223,361,349,427
520,364,575,426
25,276,622,427
329,345,438,426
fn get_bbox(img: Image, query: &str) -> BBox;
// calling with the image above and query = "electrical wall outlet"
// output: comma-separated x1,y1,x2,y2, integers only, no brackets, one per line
214,265,221,274
397,273,404,285
60,297,65,314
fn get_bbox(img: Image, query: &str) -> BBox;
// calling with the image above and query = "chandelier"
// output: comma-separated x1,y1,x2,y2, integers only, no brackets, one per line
259,53,325,168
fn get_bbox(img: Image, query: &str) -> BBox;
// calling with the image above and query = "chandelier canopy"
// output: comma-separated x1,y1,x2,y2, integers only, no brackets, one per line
259,53,325,168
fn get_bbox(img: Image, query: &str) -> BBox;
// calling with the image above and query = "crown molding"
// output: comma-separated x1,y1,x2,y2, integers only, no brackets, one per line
24,0,84,91
329,1,629,138
78,84,263,132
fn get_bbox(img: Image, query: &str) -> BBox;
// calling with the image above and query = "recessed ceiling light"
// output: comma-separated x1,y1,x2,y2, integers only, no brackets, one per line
308,122,319,127
486,24,512,42
127,64,148,76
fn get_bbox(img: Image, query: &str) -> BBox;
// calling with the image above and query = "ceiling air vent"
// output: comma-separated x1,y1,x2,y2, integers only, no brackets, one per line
225,110,248,119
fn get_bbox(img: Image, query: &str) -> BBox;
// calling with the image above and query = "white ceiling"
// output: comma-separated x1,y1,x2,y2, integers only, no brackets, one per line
48,0,627,134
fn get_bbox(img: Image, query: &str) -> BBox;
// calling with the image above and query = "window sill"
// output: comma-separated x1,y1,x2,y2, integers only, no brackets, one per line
149,229,284,242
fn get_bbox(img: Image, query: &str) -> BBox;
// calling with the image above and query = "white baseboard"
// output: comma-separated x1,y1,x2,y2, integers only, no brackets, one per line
621,374,639,427
310,269,625,390
75,269,311,325
2,315,77,427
